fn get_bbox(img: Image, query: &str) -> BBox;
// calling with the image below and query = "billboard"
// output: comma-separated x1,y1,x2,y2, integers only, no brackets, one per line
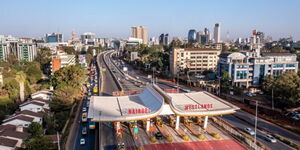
78,55,87,67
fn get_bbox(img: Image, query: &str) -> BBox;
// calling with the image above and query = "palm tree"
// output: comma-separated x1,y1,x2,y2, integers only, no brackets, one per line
16,71,26,102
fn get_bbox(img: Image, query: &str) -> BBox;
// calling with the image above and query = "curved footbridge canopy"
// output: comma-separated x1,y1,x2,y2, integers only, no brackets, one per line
88,84,239,122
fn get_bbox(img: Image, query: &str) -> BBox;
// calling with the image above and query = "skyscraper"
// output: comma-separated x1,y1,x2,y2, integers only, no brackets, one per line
159,33,169,45
131,26,148,45
45,33,63,43
188,29,197,43
214,23,221,43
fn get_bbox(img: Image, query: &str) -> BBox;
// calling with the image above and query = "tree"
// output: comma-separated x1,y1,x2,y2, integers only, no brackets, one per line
25,136,53,150
51,65,85,89
261,75,274,93
15,71,26,102
24,62,42,84
220,71,231,93
35,47,51,74
273,72,300,108
53,85,78,105
28,122,43,138
43,114,57,134
61,46,76,55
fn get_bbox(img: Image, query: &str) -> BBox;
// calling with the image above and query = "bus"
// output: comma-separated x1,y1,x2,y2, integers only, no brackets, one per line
93,87,98,94
89,121,95,129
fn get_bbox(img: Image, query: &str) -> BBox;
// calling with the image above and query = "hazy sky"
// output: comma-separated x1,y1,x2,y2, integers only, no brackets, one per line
1,0,299,40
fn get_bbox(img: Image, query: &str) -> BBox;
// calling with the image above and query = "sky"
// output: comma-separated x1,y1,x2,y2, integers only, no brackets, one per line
1,0,300,41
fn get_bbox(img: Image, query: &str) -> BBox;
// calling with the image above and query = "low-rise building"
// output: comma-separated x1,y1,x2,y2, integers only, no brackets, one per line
218,51,298,87
0,137,18,150
0,125,30,149
2,115,34,128
170,48,221,77
31,90,53,100
19,101,49,113
50,51,76,73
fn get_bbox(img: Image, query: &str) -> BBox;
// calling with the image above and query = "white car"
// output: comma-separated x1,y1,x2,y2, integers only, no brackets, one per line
82,107,87,112
244,128,255,136
264,135,277,143
80,138,85,145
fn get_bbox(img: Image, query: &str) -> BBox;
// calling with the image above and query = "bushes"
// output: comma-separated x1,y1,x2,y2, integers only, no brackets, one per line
166,136,173,142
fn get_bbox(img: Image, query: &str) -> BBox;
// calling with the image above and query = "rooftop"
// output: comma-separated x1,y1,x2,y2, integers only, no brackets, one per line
0,137,18,148
3,115,34,123
88,85,164,122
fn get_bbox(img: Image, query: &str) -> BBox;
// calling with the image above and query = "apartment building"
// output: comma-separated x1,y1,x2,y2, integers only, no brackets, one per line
17,43,37,61
170,48,221,77
131,26,148,45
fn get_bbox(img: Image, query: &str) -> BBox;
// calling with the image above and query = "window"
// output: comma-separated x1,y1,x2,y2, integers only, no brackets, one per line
273,64,283,68
236,71,247,79
286,64,295,67
181,53,184,57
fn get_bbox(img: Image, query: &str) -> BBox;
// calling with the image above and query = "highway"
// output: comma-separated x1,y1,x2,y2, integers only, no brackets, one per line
108,50,298,150
98,51,119,150
73,59,98,150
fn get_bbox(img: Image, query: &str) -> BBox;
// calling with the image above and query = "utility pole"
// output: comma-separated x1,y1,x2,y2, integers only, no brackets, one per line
254,101,258,150
271,88,274,110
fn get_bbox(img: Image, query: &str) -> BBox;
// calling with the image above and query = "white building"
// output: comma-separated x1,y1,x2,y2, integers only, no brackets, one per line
31,90,53,101
2,116,34,128
17,43,37,61
0,42,10,61
214,23,221,43
19,101,49,113
81,32,96,45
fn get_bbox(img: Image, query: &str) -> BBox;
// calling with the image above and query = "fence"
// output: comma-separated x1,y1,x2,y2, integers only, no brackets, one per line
211,117,267,150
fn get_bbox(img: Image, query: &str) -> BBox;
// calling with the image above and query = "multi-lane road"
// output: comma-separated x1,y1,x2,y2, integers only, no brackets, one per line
73,50,299,150
107,50,298,150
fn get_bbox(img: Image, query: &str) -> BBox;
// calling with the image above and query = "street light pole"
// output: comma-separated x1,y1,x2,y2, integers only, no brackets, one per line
272,88,274,110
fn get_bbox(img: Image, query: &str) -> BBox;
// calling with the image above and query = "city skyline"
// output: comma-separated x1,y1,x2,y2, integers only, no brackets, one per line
0,0,300,40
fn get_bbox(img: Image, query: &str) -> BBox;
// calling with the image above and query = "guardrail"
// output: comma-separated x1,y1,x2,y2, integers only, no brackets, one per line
211,117,267,150
102,50,123,91
109,51,146,85
96,52,105,93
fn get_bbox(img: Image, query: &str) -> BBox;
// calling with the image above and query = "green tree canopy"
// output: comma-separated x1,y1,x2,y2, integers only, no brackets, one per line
28,122,43,138
25,136,53,150
262,72,300,108
51,65,85,89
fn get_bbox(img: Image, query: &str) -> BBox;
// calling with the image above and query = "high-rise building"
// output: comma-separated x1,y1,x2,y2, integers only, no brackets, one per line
159,33,169,45
0,43,10,61
170,48,221,77
46,33,63,43
17,43,37,61
131,26,148,45
188,29,197,43
214,23,221,43
81,32,96,45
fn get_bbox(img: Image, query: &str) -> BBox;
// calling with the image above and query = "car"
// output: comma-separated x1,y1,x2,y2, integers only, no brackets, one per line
80,138,85,145
244,128,255,136
82,127,87,135
82,107,87,112
264,135,277,143
117,143,125,150
155,132,163,140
